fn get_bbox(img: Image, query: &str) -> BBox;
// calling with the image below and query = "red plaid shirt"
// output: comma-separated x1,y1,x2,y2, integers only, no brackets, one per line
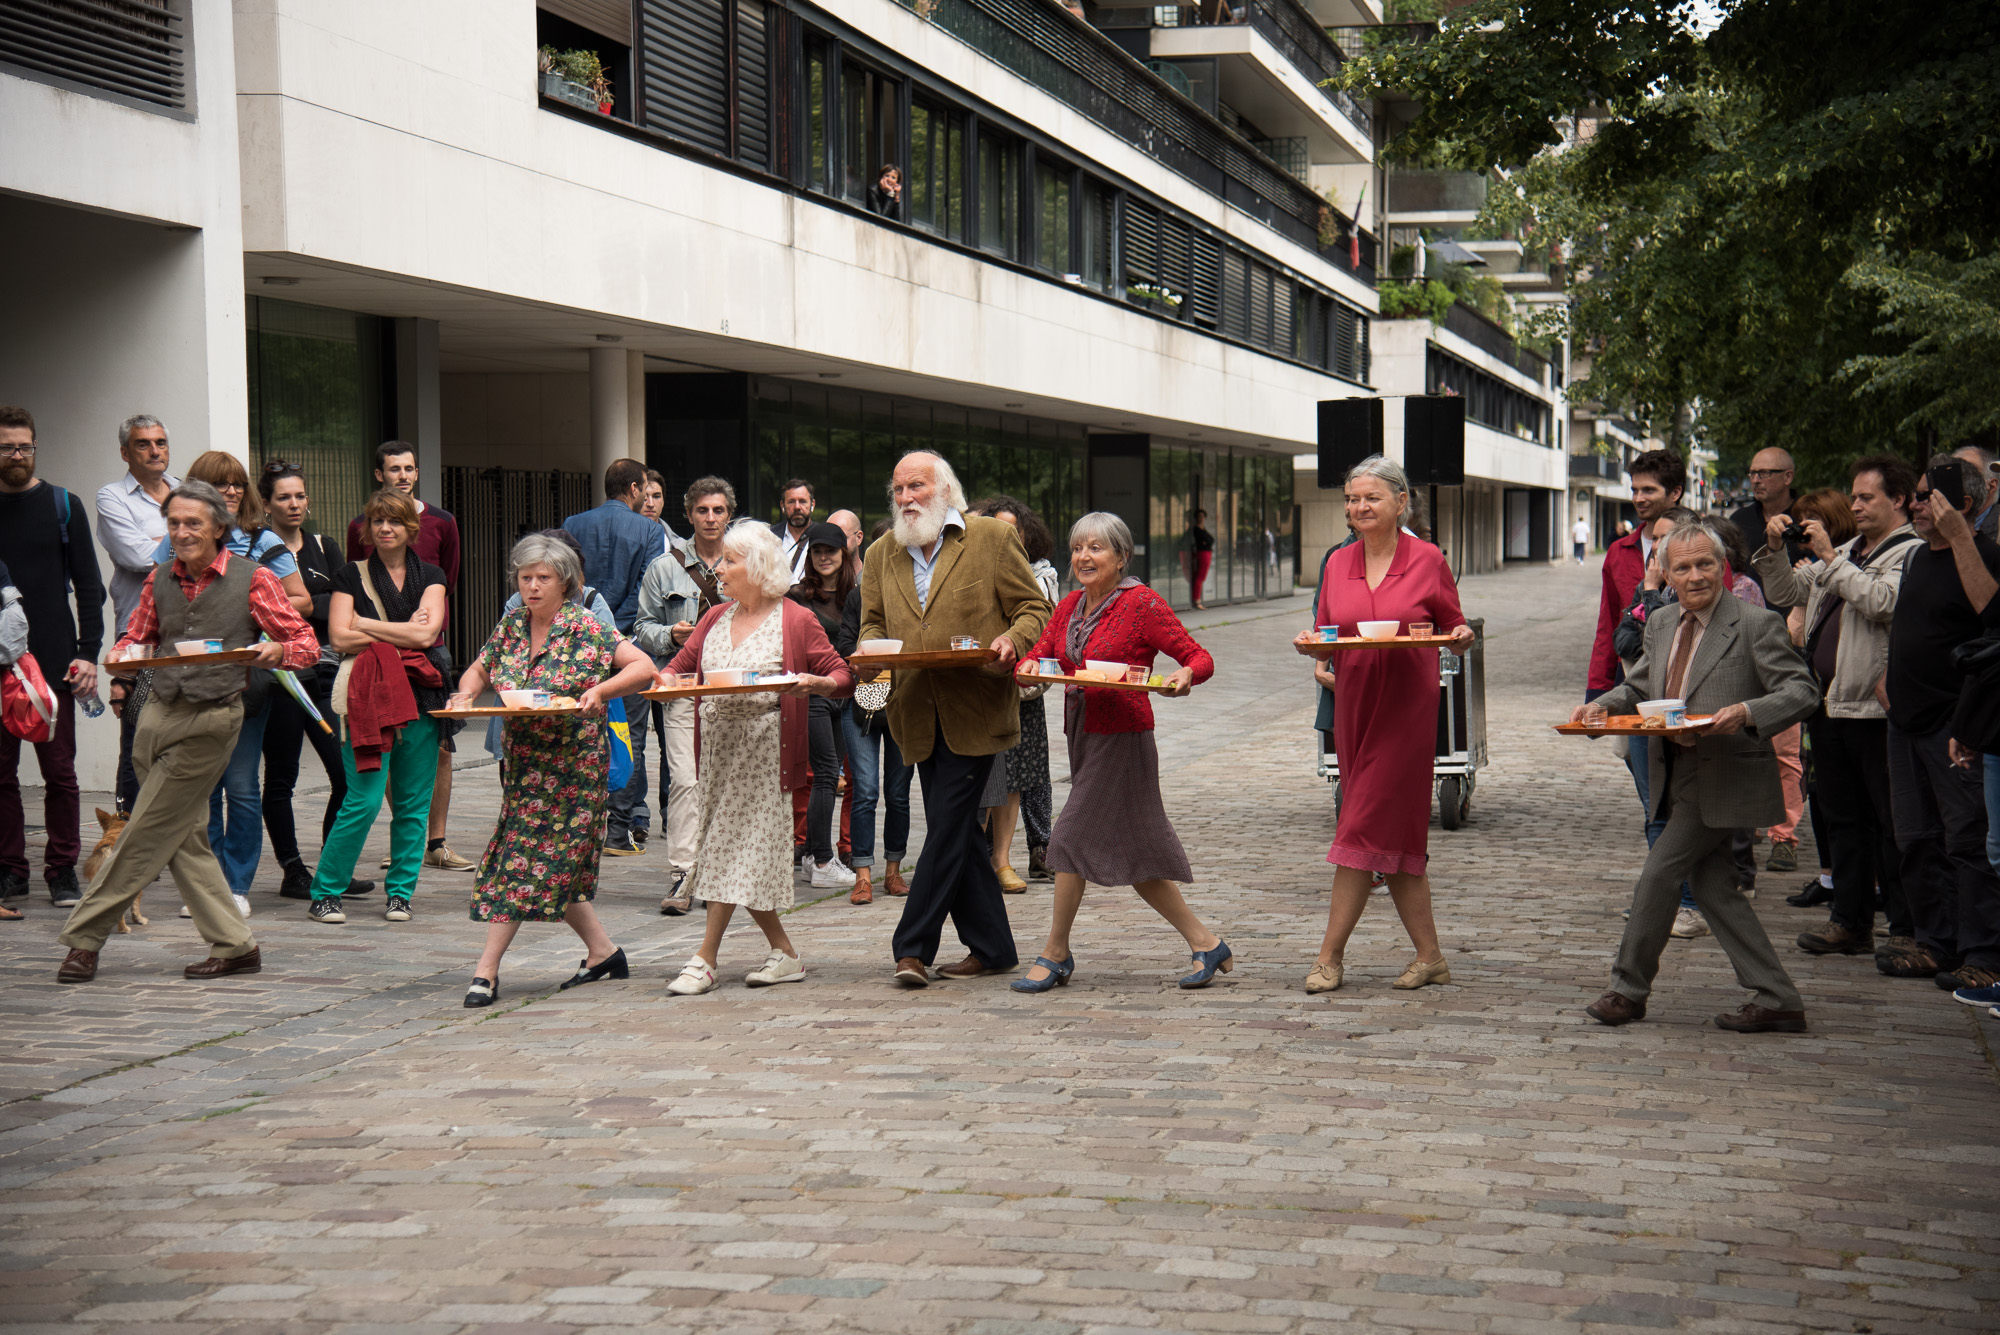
115,547,319,670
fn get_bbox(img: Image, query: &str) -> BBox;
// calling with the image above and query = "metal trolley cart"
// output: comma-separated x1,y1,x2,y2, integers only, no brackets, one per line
1315,618,1486,830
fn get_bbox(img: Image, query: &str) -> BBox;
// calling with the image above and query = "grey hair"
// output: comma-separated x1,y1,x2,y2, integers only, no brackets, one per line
720,518,795,597
508,532,584,598
890,450,969,511
1656,518,1727,567
159,479,231,532
1345,453,1410,498
119,414,166,449
1068,511,1135,569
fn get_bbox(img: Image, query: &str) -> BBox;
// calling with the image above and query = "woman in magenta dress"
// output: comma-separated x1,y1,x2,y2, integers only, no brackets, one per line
1296,456,1474,995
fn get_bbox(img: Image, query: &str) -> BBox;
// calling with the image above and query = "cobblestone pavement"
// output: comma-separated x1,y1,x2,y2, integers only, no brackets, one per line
4,561,1998,1333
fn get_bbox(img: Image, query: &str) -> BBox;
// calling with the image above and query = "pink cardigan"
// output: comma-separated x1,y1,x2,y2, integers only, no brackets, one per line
662,599,855,792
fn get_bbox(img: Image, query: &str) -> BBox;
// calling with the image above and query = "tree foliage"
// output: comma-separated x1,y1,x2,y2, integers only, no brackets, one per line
1339,0,2000,482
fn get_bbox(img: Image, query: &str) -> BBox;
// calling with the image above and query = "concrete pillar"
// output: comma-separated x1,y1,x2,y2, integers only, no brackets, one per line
626,350,647,463
394,317,442,503
589,345,630,488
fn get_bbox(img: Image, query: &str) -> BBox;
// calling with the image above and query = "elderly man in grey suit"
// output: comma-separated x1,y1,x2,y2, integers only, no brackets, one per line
1574,518,1821,1032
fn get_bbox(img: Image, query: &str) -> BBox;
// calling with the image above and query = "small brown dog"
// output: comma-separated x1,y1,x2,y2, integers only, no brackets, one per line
81,809,148,932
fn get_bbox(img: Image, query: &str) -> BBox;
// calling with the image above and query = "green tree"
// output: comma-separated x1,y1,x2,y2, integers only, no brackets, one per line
1340,0,2000,482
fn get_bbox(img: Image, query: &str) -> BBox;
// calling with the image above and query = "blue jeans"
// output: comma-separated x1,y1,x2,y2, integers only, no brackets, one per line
1986,753,2000,876
1625,737,1696,909
206,700,270,896
842,705,911,868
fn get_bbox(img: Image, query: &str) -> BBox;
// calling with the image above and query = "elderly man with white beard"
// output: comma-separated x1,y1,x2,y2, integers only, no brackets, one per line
858,452,1052,986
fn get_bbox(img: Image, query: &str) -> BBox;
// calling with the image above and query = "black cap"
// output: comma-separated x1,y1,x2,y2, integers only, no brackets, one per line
805,521,848,550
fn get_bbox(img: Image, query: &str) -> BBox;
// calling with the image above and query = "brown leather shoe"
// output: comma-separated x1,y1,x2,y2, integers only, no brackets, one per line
1585,991,1646,1026
57,948,98,983
936,954,992,980
1797,920,1873,955
850,868,873,906
884,867,910,897
893,957,929,987
184,948,261,980
1714,1002,1807,1033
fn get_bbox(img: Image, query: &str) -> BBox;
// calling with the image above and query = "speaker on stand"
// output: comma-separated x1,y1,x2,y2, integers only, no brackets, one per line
1316,398,1383,488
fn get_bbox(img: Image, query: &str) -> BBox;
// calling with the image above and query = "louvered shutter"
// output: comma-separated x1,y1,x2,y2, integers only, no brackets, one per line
641,0,728,155
0,0,188,111
1221,250,1249,339
1273,280,1295,356
1122,200,1159,283
735,0,770,169
1248,263,1273,349
1159,218,1191,316
1189,235,1221,327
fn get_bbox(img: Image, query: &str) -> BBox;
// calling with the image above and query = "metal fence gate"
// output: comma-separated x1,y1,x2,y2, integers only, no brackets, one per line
444,466,594,670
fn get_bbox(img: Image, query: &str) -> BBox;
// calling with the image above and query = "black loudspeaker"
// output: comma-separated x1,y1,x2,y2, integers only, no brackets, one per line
1317,397,1383,487
1405,395,1466,486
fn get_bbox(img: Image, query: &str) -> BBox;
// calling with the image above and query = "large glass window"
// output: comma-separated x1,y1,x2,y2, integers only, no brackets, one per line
1036,161,1072,274
245,296,388,541
977,132,1019,259
909,99,964,238
1079,182,1113,291
843,63,900,209
806,44,830,192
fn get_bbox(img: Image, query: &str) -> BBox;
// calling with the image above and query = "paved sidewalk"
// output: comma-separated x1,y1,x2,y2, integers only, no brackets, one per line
2,561,1996,1333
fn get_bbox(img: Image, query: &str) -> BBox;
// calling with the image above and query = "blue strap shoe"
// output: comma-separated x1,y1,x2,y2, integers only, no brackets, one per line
1010,954,1075,993
1179,940,1234,989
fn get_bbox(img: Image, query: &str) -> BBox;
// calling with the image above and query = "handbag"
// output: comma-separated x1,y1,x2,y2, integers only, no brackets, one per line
1951,630,2000,752
3,653,59,743
852,667,892,726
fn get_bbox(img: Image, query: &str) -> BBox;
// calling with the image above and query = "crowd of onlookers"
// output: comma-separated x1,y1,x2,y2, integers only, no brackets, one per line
0,412,1076,934
1587,440,2000,1016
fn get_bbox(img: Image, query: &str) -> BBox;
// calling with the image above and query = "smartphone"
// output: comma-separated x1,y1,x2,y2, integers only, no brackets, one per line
1927,462,1966,511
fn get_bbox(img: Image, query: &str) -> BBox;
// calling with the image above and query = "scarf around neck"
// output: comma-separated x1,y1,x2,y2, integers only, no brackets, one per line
1063,576,1142,732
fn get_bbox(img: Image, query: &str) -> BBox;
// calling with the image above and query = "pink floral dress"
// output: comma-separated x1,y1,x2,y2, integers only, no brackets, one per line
469,603,616,922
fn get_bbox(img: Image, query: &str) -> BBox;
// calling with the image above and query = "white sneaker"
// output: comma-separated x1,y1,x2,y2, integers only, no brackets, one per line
810,856,857,889
234,894,252,919
666,955,718,996
1670,906,1710,939
744,949,804,987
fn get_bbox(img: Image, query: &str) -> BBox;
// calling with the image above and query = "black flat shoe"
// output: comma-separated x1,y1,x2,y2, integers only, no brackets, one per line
558,947,629,990
347,879,377,897
464,976,499,1008
1785,879,1833,908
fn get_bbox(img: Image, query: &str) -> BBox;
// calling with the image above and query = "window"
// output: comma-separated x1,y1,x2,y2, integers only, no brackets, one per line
842,63,900,209
978,132,1019,258
805,43,830,192
1036,161,1072,274
1079,182,1114,291
909,100,965,238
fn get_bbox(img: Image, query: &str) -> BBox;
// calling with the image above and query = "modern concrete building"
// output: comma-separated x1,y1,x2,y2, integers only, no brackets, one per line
2,0,1393,787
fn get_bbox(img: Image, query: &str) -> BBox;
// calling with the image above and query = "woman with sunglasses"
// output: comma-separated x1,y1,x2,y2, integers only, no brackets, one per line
257,461,375,903
151,452,313,918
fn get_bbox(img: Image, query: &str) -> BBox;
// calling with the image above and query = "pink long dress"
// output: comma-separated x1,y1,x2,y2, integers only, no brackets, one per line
1314,535,1468,876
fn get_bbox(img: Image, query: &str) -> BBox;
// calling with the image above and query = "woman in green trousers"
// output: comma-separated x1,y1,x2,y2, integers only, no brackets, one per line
309,489,452,924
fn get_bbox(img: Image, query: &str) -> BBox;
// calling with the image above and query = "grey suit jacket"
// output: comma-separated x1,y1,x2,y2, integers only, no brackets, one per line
1595,589,1819,829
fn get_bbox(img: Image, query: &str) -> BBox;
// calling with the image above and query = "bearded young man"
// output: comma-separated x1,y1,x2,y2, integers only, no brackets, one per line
857,452,1050,987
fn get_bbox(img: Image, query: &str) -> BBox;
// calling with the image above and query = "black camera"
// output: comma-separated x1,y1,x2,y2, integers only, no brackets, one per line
1781,522,1807,543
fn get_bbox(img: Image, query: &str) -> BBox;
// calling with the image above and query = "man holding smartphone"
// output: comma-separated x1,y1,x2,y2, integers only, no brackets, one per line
1881,452,2000,993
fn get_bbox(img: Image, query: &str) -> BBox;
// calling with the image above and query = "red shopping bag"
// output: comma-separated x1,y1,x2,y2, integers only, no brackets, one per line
2,653,59,743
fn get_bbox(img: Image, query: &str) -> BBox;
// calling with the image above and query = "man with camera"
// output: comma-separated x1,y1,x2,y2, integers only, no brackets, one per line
1879,453,2000,993
1752,457,1921,962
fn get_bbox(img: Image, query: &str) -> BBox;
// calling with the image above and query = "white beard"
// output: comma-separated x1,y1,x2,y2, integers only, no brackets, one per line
893,497,949,550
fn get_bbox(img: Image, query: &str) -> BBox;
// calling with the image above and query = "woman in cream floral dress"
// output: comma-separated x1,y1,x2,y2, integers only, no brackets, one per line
661,522,854,995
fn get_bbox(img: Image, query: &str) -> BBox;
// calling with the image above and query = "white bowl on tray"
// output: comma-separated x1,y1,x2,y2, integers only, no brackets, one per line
1357,620,1399,640
856,639,903,655
1085,659,1128,678
704,668,751,688
174,639,212,656
1636,698,1685,720
497,689,542,709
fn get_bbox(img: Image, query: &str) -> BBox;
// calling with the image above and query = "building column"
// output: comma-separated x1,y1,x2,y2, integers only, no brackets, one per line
626,350,646,463
589,345,635,484
394,317,442,503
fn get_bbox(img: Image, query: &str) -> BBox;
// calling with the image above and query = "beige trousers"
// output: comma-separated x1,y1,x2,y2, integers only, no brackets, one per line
59,695,256,958
662,698,699,872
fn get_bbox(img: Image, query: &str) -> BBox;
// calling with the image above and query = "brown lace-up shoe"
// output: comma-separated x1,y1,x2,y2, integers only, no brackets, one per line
850,868,873,905
184,948,262,979
936,954,994,980
1797,921,1873,955
1714,1003,1807,1033
57,948,98,983
1585,991,1646,1026
893,957,929,987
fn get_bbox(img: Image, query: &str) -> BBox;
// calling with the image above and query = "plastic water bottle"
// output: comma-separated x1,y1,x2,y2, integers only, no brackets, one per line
76,687,104,719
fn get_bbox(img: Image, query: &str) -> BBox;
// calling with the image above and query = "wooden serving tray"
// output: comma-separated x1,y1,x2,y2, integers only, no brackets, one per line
107,648,260,670
847,646,1000,670
641,681,797,701
1554,714,1716,739
1017,671,1176,695
1295,635,1460,658
430,705,584,719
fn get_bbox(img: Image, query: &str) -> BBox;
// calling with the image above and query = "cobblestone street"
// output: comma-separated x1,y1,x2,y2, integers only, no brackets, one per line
3,560,1997,1333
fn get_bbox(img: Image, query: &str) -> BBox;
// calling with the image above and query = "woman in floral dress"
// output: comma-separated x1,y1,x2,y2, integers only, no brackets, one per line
659,522,854,995
447,533,659,1008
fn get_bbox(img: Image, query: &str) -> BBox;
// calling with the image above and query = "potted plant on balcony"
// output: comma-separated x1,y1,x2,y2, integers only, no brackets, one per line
537,46,611,114
1124,281,1185,315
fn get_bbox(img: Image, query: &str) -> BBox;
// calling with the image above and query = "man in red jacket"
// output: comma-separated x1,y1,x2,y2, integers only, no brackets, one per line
1587,447,1688,856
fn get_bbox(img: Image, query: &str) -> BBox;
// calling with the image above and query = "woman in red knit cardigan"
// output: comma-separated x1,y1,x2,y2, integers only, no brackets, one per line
1011,512,1232,992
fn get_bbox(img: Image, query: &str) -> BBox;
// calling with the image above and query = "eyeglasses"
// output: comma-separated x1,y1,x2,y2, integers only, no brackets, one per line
215,481,245,493
1746,468,1792,479
0,444,35,458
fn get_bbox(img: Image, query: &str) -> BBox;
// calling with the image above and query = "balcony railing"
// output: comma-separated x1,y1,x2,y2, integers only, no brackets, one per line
1443,301,1547,382
1386,168,1488,216
1241,0,1370,135
1327,21,1433,61
917,0,1374,278
1569,454,1623,482
0,0,189,113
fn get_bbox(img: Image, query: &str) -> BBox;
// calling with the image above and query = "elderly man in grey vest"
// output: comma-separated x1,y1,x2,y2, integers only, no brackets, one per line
55,480,320,984
1573,518,1820,1033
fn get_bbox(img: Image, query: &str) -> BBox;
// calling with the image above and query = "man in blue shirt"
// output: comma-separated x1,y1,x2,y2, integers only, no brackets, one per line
564,457,674,855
